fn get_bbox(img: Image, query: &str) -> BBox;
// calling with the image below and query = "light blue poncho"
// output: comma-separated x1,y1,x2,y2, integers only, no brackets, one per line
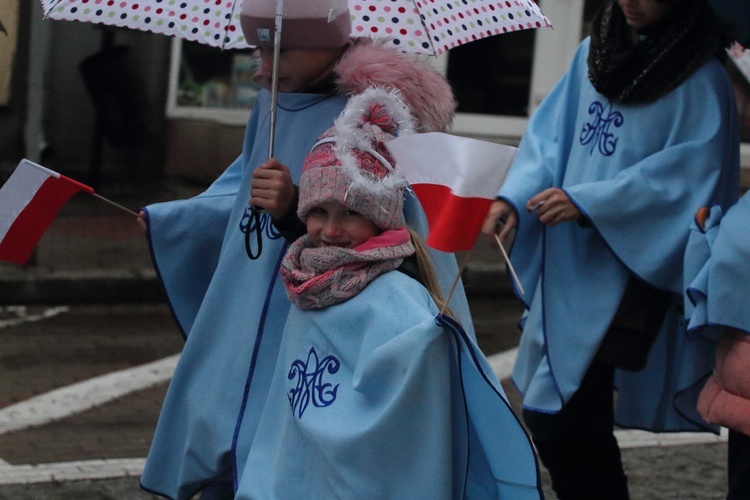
500,37,739,432
139,89,476,499
235,271,542,499
685,193,750,337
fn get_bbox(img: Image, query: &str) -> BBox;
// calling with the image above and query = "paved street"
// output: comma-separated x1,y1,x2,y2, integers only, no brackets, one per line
0,301,731,499
0,186,732,499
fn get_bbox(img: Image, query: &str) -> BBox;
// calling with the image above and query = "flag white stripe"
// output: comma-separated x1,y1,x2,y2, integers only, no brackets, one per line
387,132,517,199
0,160,56,240
18,158,61,179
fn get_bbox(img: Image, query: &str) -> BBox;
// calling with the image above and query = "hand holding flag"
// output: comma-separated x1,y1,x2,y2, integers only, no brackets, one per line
387,133,523,297
0,159,137,266
387,133,516,252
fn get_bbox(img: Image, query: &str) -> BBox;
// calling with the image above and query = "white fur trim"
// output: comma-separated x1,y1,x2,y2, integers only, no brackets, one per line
327,87,415,199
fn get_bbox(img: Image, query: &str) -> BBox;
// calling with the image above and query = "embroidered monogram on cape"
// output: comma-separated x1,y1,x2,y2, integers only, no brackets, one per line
240,206,282,240
288,347,341,418
580,100,623,156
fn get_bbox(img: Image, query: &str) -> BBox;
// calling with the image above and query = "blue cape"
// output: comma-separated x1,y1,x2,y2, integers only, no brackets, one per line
140,89,476,499
685,194,750,336
500,38,739,431
235,271,542,499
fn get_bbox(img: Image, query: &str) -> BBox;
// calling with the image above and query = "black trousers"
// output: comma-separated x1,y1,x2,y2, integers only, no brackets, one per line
523,359,629,500
728,430,750,500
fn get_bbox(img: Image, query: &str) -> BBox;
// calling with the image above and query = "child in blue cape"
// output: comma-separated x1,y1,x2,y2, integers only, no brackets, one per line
684,196,750,500
235,87,542,499
138,1,474,498
480,0,739,498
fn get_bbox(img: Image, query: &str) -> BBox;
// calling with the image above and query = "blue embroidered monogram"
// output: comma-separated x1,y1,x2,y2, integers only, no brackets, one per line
288,347,340,418
580,101,624,156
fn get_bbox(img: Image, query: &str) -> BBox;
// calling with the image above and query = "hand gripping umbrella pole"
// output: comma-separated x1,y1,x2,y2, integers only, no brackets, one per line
245,0,284,260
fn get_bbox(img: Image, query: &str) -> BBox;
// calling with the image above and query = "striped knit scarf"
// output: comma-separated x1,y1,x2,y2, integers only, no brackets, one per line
280,229,415,310
588,0,731,105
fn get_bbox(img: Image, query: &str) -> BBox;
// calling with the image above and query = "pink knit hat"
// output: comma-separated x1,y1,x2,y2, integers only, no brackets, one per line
298,88,416,231
240,0,351,49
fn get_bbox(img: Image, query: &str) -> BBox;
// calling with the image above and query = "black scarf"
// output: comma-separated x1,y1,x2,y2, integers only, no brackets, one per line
588,0,731,105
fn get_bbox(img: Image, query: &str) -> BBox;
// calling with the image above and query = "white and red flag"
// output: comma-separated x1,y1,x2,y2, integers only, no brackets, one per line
0,159,94,265
387,133,516,253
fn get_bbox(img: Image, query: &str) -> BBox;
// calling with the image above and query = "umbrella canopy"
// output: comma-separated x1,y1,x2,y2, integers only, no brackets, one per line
40,0,249,49
40,0,550,54
350,0,550,55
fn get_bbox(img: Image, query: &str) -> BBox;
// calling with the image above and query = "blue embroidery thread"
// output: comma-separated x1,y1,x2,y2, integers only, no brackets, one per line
239,205,282,240
580,101,624,156
288,347,340,418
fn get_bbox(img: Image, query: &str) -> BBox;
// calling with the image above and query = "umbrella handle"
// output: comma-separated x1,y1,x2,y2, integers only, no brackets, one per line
245,208,264,260
250,0,282,259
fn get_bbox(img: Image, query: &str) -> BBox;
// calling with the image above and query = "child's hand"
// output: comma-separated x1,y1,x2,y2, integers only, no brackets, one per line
250,158,296,219
137,210,147,235
481,200,517,245
526,188,581,227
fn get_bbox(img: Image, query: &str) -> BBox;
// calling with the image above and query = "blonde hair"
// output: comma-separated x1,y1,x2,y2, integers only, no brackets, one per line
406,227,455,319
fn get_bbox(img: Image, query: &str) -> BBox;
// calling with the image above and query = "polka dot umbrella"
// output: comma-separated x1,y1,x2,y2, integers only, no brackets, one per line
350,0,551,56
40,0,250,49
40,0,551,54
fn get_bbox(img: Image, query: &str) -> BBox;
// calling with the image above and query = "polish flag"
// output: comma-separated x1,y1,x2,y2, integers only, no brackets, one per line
387,133,517,253
0,159,93,265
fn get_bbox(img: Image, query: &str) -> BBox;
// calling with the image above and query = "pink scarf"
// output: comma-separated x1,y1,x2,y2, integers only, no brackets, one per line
280,228,415,310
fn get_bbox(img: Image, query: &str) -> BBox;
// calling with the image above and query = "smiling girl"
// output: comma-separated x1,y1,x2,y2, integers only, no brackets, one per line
233,88,543,498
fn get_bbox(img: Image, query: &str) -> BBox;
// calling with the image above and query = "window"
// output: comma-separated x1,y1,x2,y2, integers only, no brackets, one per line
730,48,750,143
166,39,260,124
447,28,536,118
165,0,750,164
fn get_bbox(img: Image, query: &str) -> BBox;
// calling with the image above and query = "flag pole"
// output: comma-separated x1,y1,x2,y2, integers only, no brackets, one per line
494,234,524,295
440,250,473,316
90,192,140,218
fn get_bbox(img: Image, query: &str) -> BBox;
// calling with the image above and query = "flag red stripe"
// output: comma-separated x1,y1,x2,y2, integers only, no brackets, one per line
0,176,83,265
411,184,493,253
60,174,95,194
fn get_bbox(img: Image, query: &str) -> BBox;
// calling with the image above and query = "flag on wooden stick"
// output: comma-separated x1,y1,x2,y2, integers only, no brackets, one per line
0,159,94,265
387,132,516,253
388,133,525,302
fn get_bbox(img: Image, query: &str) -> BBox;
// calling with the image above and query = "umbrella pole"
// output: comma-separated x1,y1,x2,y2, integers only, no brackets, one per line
268,0,284,158
245,0,284,260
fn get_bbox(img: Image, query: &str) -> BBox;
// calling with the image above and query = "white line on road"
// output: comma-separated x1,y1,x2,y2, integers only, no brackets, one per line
487,347,517,381
0,354,179,435
0,428,729,486
0,306,69,329
0,458,145,485
484,349,728,450
616,427,728,449
0,349,728,485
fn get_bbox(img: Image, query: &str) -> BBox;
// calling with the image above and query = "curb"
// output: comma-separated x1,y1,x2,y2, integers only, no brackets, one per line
0,263,511,305
462,261,513,298
0,269,166,305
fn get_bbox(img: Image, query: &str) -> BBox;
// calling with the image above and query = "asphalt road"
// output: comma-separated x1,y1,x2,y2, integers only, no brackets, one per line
0,301,730,499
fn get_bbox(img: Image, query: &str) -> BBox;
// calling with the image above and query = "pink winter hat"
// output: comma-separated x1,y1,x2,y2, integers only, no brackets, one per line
298,88,416,231
240,0,351,49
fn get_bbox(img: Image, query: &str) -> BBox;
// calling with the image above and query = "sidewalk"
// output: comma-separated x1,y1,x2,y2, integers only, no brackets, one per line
0,176,511,305
0,178,201,305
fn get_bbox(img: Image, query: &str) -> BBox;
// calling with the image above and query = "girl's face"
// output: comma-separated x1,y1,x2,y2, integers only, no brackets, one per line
257,47,342,93
616,0,675,30
306,202,381,249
